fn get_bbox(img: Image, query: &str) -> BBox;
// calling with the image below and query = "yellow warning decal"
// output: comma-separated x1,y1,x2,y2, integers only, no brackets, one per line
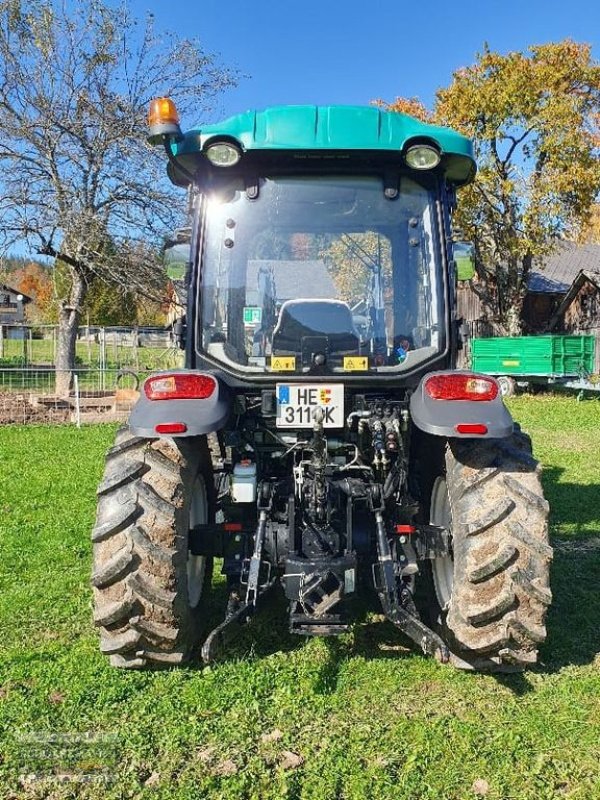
270,356,296,371
502,360,520,367
343,356,369,371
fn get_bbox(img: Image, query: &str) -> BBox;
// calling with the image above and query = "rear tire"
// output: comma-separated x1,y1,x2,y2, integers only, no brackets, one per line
91,427,214,669
430,428,552,670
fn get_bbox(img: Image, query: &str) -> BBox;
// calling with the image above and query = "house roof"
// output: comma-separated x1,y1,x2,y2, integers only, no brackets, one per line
0,284,32,303
528,242,600,294
171,260,337,322
246,260,336,304
549,269,600,329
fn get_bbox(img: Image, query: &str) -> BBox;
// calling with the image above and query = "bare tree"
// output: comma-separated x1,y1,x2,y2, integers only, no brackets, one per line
0,0,237,393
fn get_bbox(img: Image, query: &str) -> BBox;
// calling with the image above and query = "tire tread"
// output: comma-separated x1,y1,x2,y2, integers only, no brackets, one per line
443,431,552,669
91,431,213,669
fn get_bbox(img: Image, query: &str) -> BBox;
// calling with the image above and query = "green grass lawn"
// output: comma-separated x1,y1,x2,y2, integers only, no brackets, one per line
0,396,599,799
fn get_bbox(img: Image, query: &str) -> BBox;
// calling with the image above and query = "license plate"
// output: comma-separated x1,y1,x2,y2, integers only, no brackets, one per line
276,384,344,428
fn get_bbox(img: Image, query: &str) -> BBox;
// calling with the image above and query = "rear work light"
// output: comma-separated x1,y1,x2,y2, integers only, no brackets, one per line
204,141,242,167
404,144,441,170
144,373,216,401
425,373,498,402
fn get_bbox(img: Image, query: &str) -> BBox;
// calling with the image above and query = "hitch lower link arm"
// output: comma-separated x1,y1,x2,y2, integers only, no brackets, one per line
201,481,276,664
369,487,449,664
245,481,273,607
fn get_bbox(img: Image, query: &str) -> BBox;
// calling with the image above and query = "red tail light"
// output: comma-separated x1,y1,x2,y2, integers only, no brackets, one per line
155,422,187,434
144,373,216,401
455,423,488,435
424,373,498,402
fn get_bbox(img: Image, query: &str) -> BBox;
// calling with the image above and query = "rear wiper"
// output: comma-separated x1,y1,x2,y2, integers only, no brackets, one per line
340,234,380,272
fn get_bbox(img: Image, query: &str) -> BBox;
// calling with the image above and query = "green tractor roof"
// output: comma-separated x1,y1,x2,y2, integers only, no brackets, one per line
172,104,476,186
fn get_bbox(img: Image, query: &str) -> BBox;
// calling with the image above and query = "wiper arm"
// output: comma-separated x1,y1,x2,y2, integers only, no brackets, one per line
340,233,380,272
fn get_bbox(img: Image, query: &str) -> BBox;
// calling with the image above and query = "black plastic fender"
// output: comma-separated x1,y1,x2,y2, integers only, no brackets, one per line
128,370,231,438
409,370,514,438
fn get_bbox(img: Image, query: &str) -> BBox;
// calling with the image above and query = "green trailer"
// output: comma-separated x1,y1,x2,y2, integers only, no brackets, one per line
471,334,597,395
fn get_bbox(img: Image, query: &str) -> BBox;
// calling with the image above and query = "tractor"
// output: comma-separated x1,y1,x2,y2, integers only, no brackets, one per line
91,101,551,670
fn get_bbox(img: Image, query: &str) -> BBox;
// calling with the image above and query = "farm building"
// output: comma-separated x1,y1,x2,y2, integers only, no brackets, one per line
0,284,32,334
164,241,189,328
523,242,600,333
549,269,600,373
457,242,600,333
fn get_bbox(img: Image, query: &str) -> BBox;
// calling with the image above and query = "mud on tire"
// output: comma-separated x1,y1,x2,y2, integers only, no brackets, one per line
434,428,552,670
91,427,214,669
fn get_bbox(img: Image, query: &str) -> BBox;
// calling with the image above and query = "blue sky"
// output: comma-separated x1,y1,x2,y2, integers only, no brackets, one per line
130,0,599,125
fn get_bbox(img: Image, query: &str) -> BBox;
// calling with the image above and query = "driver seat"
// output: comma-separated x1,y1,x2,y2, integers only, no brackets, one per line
272,299,360,355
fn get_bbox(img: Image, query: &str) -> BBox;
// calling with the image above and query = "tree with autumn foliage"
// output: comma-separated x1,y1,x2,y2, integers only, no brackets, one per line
576,204,600,244
16,262,56,323
381,41,600,333
320,233,392,304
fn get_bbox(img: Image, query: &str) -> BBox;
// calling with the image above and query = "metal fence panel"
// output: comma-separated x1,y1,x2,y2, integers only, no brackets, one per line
0,369,146,425
0,325,182,425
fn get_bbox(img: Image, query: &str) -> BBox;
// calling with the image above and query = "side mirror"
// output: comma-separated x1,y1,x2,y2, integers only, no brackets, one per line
453,241,476,281
163,241,191,281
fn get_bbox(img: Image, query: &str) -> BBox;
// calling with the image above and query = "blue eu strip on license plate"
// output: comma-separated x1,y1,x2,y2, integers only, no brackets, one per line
277,385,290,405
276,384,344,429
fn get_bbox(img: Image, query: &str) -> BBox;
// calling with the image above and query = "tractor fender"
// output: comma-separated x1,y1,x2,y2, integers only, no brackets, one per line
409,371,514,438
128,370,231,438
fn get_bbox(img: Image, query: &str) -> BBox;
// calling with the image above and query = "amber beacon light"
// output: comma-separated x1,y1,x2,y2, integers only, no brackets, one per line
148,97,182,143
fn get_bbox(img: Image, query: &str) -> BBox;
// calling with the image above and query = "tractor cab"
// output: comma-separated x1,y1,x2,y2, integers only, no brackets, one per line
198,172,443,377
152,103,475,384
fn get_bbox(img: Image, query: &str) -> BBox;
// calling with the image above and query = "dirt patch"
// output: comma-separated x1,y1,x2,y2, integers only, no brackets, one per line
0,391,133,425
0,392,70,425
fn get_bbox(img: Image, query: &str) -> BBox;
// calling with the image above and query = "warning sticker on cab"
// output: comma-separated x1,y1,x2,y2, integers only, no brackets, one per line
270,356,296,371
343,356,368,371
276,384,344,428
